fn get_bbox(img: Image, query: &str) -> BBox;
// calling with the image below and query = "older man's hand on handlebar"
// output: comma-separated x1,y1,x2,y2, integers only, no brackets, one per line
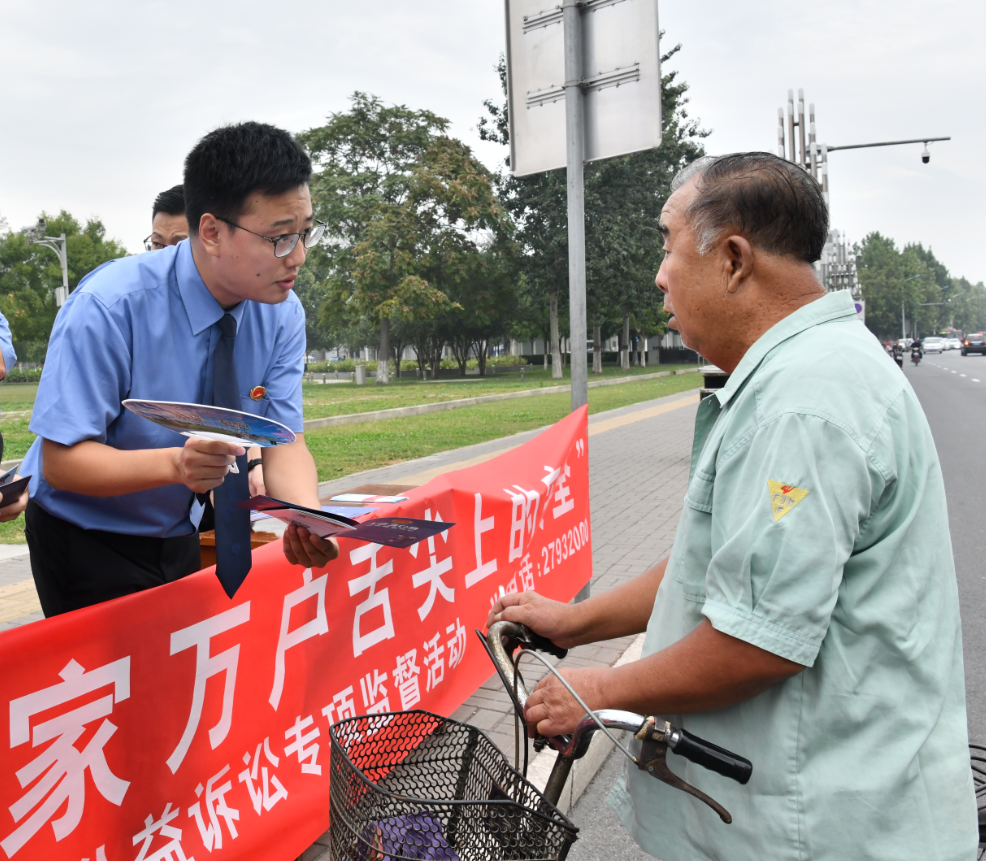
486,591,586,650
524,666,609,737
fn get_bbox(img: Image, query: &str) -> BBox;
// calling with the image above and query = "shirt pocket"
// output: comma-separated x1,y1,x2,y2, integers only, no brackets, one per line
240,392,271,418
674,469,715,602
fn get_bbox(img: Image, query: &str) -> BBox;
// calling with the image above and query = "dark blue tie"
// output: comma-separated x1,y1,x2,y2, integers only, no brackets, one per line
212,313,252,597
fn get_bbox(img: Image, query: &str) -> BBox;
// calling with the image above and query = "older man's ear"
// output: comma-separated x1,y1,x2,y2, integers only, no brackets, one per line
722,234,755,293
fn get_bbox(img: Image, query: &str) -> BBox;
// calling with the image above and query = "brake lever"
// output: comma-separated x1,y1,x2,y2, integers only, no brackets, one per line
635,717,733,824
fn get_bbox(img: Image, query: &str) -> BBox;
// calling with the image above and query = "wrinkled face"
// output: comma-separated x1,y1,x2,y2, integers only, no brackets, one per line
655,180,727,355
205,184,312,307
149,212,188,249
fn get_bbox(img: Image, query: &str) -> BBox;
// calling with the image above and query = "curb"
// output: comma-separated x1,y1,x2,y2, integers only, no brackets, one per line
302,368,700,431
527,633,645,816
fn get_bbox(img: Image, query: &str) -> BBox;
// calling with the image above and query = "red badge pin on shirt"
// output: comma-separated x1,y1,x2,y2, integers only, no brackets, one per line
249,385,266,401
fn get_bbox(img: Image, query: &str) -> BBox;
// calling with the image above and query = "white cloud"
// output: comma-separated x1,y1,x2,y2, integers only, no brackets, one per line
1,0,981,282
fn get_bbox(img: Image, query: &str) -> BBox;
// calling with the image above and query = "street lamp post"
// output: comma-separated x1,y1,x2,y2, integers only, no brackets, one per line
22,218,69,307
900,273,921,340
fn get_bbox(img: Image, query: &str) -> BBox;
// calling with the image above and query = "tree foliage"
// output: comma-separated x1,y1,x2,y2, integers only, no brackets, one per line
479,39,708,372
0,211,127,361
856,233,986,340
300,94,514,380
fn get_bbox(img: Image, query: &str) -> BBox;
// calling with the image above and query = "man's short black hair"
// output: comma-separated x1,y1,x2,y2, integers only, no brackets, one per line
672,152,829,264
152,185,185,219
183,121,312,235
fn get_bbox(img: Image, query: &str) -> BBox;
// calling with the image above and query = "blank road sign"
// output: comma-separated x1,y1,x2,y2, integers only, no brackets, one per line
505,0,661,176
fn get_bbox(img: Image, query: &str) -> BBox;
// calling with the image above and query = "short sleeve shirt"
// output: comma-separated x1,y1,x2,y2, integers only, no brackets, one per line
0,310,17,417
22,241,306,538
608,291,977,861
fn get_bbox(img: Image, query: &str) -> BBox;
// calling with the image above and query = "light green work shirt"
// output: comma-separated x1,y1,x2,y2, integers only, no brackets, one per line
609,290,978,860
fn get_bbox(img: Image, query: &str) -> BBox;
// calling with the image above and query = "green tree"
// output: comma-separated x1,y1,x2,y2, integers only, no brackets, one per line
480,39,707,374
302,94,511,383
857,234,948,340
0,211,127,361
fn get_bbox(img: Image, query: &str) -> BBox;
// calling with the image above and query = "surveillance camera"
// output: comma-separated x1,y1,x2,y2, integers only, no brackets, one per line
921,147,930,164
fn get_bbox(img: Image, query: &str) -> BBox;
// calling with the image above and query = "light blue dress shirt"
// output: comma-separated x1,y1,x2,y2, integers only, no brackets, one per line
0,312,17,384
23,241,306,538
0,311,18,417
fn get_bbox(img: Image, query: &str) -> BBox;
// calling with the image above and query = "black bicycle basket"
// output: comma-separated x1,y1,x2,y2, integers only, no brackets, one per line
329,710,578,861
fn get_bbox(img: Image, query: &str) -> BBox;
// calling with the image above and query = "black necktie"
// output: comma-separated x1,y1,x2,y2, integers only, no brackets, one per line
212,313,252,598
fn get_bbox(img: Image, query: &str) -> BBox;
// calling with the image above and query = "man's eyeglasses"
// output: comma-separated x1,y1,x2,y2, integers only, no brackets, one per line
217,217,326,258
143,235,187,252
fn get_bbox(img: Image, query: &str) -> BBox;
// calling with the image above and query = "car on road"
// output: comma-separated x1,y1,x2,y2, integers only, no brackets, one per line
947,338,963,351
962,333,986,356
924,337,945,353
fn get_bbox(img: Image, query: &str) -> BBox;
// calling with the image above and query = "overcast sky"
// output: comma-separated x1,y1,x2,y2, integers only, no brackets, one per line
1,0,982,283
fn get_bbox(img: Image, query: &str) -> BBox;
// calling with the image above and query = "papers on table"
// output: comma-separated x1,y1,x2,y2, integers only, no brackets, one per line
236,495,454,549
250,505,375,524
330,493,409,504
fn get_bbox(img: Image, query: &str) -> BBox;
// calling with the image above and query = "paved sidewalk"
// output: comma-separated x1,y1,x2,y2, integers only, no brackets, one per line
0,390,699,860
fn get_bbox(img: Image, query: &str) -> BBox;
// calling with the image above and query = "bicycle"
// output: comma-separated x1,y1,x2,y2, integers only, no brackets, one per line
971,743,986,859
327,620,753,860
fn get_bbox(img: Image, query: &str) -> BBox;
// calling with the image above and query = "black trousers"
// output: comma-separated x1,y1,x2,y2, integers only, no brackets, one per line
25,500,201,617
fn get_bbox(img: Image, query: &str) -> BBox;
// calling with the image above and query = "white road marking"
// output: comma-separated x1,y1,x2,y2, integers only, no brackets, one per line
961,374,967,377
974,379,981,383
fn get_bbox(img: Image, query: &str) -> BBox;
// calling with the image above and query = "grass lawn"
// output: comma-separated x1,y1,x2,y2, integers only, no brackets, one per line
0,368,702,543
305,371,702,483
300,363,698,418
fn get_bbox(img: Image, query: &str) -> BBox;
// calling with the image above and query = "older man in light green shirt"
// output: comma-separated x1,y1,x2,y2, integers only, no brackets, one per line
488,153,977,860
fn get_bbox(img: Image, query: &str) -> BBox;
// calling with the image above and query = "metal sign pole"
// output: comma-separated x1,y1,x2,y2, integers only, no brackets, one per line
563,0,588,411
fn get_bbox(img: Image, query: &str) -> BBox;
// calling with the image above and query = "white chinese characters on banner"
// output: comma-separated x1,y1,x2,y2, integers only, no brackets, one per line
358,670,390,715
167,603,251,774
551,463,574,518
464,494,497,588
187,764,239,852
270,569,329,710
410,509,455,621
348,545,395,657
238,739,287,815
504,485,540,562
446,618,467,670
422,634,445,692
321,687,357,726
3,657,132,857
283,716,320,776
133,803,192,861
393,650,421,710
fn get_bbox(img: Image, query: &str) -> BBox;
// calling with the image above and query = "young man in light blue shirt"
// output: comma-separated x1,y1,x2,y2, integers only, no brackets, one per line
23,122,336,614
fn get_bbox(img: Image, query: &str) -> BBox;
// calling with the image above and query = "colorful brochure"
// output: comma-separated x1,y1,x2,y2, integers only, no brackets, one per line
236,496,454,549
123,400,296,473
122,400,297,448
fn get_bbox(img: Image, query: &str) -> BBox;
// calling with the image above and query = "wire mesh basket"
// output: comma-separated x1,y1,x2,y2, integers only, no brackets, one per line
329,710,579,861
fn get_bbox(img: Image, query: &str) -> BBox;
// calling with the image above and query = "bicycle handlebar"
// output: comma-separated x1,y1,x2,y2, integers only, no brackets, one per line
485,621,752,786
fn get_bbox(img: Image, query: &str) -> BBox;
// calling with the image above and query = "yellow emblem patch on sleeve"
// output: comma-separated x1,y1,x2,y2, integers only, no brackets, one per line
767,480,810,522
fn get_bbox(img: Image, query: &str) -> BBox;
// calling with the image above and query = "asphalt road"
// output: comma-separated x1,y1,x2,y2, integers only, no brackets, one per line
906,347,986,743
560,348,986,860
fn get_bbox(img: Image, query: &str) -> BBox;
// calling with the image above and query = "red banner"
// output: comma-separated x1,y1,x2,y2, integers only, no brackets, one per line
0,407,590,861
